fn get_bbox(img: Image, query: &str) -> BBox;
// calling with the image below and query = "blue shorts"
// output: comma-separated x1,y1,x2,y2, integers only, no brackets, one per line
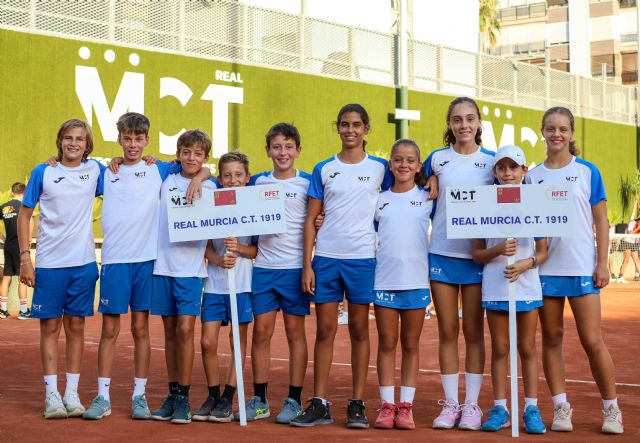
252,267,310,316
483,300,543,312
312,256,375,305
540,276,600,297
99,261,154,314
31,262,99,319
201,292,253,324
151,275,203,317
373,288,431,310
429,254,483,285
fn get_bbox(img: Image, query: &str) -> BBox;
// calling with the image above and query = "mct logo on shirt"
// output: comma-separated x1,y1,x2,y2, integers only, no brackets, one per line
449,189,477,202
135,171,146,178
358,176,371,182
474,162,487,169
79,174,90,180
566,176,578,182
410,201,423,207
285,192,297,198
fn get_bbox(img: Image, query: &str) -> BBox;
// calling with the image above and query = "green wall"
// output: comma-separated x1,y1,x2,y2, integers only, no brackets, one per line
0,28,636,220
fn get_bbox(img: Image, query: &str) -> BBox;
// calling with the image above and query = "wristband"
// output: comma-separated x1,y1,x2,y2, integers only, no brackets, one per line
20,250,30,256
531,256,538,268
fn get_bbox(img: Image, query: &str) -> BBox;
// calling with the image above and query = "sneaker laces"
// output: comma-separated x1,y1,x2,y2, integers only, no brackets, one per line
460,403,482,417
603,406,621,422
554,404,571,420
133,394,148,409
377,402,395,417
437,399,459,414
348,400,365,418
396,402,412,418
282,398,298,412
65,390,81,404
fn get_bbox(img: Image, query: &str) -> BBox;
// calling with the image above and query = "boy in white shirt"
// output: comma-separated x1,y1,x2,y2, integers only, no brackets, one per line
149,130,217,424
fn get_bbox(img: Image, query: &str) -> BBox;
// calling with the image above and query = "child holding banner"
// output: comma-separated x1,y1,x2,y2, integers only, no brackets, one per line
293,104,392,428
193,151,257,423
372,139,433,430
243,123,311,424
471,145,547,434
525,107,623,434
423,97,495,430
17,119,105,419
150,130,217,424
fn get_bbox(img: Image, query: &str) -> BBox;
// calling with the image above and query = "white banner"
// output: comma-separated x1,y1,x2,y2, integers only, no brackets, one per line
167,184,286,242
446,184,576,239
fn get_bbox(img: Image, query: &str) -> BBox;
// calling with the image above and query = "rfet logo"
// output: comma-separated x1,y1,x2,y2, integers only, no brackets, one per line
545,187,569,201
262,189,279,200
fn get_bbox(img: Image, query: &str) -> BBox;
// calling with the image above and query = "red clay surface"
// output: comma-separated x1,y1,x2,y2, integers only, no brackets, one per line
1,283,638,442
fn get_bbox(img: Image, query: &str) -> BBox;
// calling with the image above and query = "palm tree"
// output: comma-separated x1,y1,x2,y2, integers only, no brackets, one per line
479,0,501,53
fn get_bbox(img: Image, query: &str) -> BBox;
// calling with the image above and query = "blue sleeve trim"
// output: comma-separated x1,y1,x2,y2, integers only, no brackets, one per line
575,158,607,205
157,161,181,181
249,171,269,186
423,147,448,177
299,170,313,182
209,177,219,188
23,164,47,208
308,158,334,201
480,147,496,157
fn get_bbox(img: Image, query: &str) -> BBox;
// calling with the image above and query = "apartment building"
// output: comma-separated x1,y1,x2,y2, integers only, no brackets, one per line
493,0,638,84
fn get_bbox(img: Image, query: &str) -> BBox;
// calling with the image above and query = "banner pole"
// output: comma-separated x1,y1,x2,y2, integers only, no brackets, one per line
507,238,519,438
227,266,247,426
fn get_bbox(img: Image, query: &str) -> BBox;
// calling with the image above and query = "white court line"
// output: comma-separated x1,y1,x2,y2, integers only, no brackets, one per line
84,340,640,389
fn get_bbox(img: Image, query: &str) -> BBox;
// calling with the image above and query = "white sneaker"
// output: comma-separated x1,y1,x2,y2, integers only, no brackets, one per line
44,392,68,419
551,402,573,432
617,277,629,284
602,404,624,434
338,311,349,325
63,390,86,417
425,309,431,319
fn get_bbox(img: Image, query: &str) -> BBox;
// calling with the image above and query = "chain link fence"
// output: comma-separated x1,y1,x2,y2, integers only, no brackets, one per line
1,0,636,125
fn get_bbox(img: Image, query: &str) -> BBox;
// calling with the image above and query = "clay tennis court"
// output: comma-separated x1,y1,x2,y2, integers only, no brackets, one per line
0,282,638,442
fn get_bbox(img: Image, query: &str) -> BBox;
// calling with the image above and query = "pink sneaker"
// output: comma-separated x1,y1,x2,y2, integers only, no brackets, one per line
458,403,483,430
395,402,415,430
374,402,395,429
432,399,460,429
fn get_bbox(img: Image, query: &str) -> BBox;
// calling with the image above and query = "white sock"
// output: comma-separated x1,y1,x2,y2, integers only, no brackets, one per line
379,386,394,404
495,398,507,408
441,373,459,404
19,300,27,313
98,377,111,401
400,386,415,404
65,373,80,396
552,393,567,408
133,378,147,399
603,398,618,409
44,374,57,396
0,297,7,311
524,397,537,408
314,396,328,406
464,372,483,404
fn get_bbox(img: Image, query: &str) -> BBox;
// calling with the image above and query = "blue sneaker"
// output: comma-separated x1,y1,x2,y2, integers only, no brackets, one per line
132,394,151,420
82,395,111,420
235,395,270,421
151,394,176,421
523,405,546,434
275,397,302,424
481,405,510,432
170,394,192,424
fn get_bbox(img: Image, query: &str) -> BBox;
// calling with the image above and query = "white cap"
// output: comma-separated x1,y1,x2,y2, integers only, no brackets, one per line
494,145,526,167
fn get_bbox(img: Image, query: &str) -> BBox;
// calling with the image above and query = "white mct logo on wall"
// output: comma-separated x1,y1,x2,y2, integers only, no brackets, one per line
75,47,244,158
480,106,539,152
